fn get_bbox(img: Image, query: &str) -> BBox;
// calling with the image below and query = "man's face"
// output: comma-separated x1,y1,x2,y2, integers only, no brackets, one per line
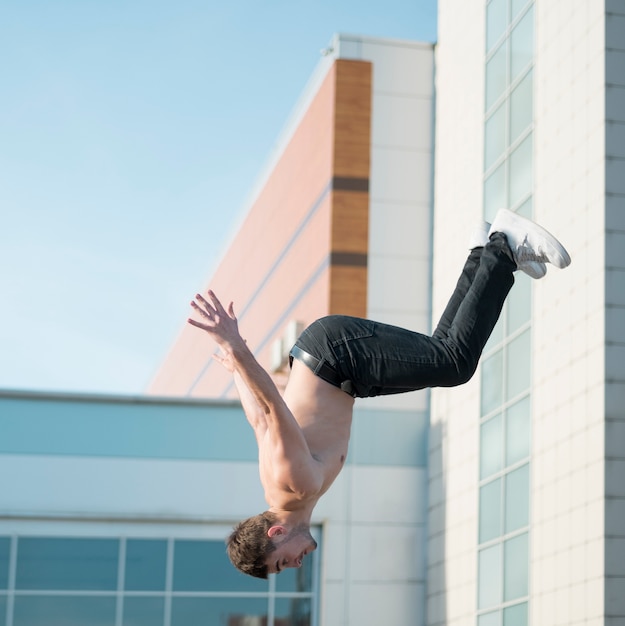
265,527,318,574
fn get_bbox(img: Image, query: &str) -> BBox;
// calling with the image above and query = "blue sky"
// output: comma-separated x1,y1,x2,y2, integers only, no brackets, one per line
0,0,437,395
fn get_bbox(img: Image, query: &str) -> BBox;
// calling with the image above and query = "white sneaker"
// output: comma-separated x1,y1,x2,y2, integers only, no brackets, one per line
471,219,547,279
489,209,571,270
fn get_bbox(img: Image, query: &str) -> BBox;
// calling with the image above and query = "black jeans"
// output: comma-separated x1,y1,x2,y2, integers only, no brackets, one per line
292,233,516,398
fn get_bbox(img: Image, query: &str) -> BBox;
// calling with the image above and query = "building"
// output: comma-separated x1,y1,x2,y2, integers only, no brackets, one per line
2,1,625,625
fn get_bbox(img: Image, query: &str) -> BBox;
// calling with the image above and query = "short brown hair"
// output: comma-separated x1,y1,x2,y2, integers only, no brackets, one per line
226,511,278,578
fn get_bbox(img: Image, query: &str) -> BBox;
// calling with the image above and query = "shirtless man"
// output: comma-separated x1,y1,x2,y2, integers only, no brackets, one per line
187,209,571,578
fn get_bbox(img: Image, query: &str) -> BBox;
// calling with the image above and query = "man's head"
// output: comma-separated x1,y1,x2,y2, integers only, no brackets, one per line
226,511,318,579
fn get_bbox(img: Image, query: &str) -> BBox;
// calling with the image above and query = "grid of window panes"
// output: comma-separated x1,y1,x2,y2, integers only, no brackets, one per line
0,535,318,626
479,1,534,625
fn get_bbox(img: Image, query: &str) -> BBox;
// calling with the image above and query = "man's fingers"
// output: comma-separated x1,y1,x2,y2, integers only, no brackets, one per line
187,318,212,330
207,289,228,316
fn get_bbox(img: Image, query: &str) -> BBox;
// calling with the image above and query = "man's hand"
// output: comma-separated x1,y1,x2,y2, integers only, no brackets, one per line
187,290,244,353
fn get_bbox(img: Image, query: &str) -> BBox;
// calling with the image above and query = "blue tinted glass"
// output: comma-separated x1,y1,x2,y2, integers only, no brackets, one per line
484,163,506,223
125,539,167,591
13,595,116,626
504,533,529,600
480,478,502,543
508,134,533,207
505,464,530,532
486,0,508,53
0,538,9,589
478,544,502,609
510,70,533,144
479,610,502,626
0,595,5,626
482,350,504,415
480,414,503,479
510,6,534,81
122,596,165,626
506,397,530,466
504,601,528,626
275,596,312,626
486,41,508,110
505,329,531,400
171,597,268,626
506,272,531,333
16,538,118,591
173,540,267,592
485,103,506,170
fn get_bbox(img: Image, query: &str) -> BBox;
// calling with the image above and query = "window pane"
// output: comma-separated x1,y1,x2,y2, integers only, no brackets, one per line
479,610,502,626
484,163,506,222
481,415,503,478
0,596,6,626
486,41,508,110
125,539,167,591
505,464,530,532
173,540,267,592
13,595,116,626
511,0,530,22
510,70,533,144
505,329,531,400
16,538,118,591
171,597,268,626
508,134,533,207
275,596,312,626
507,271,531,333
485,104,506,170
511,6,534,81
485,314,504,352
504,601,528,626
0,538,9,589
506,396,530,465
123,597,165,626
478,544,502,609
482,350,504,415
504,533,529,600
486,0,508,52
516,196,532,219
480,478,502,542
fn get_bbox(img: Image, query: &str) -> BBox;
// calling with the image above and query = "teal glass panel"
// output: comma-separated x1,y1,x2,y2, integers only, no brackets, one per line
125,539,167,591
479,610,502,626
485,103,506,170
484,163,506,222
275,596,312,626
478,544,502,609
0,596,5,626
516,196,532,219
479,478,502,542
16,538,118,591
507,271,531,333
486,41,508,111
504,601,528,626
482,350,504,415
506,397,530,466
486,0,508,53
485,313,504,353
171,597,268,626
275,549,314,593
510,6,534,82
511,0,530,22
481,414,503,479
508,134,533,208
505,329,531,400
505,464,530,532
510,70,533,144
0,538,9,589
504,533,529,600
173,540,267,593
13,595,116,626
122,596,165,626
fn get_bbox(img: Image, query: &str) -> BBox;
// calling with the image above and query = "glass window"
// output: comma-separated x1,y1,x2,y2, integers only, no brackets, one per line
510,6,534,82
484,163,506,223
510,70,533,144
478,544,502,609
481,414,503,479
504,533,529,600
505,329,531,400
0,538,9,589
0,596,6,626
480,478,502,542
508,134,533,207
13,595,116,626
123,597,165,626
482,350,504,416
506,397,530,465
486,41,508,111
479,610,502,626
485,103,506,170
504,601,528,626
15,538,118,591
486,0,508,53
506,271,531,333
173,540,267,593
171,597,268,626
275,596,312,626
125,539,167,591
485,314,504,352
505,464,530,532
511,0,530,21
